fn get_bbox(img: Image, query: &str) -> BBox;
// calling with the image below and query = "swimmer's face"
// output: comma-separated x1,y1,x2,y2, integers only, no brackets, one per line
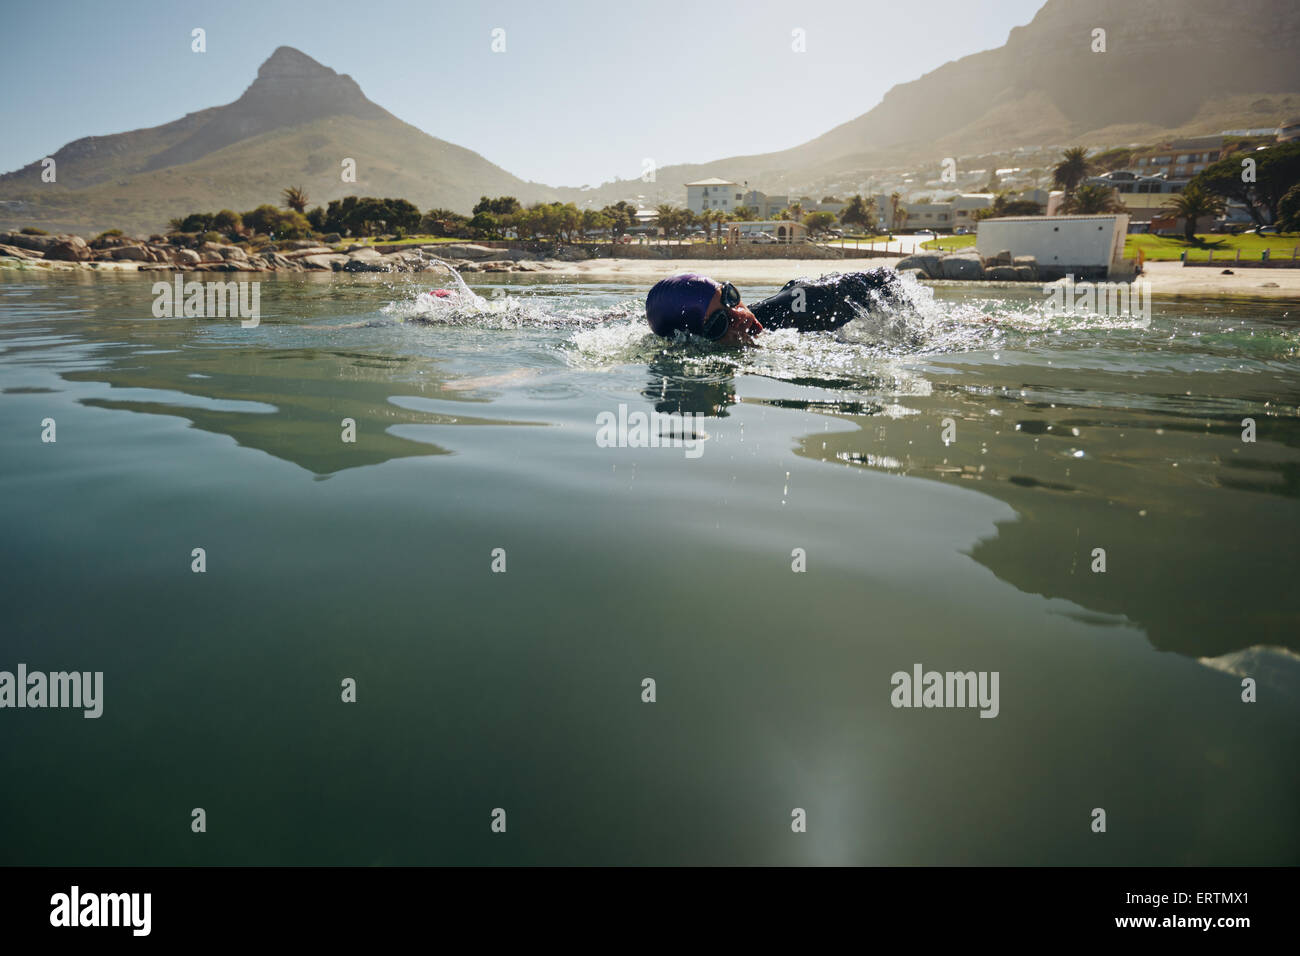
703,287,764,346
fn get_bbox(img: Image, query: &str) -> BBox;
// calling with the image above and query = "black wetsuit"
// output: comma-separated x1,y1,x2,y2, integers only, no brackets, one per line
749,269,908,332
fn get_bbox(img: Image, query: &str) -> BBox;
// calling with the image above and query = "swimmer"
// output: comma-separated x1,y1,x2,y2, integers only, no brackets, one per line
644,270,912,346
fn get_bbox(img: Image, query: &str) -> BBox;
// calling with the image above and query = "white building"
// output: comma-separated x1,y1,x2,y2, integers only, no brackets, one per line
950,194,995,228
686,178,744,215
976,214,1131,279
742,190,789,218
905,202,952,228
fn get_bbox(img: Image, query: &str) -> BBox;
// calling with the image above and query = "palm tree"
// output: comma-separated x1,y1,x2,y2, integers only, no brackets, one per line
1061,184,1126,215
1161,184,1226,243
888,192,904,232
787,200,804,221
655,203,678,241
1052,147,1093,196
281,186,309,213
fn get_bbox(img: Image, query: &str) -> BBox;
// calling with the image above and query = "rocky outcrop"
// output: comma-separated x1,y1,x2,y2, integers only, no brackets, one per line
0,232,56,253
941,254,985,280
45,236,92,261
0,242,43,259
0,234,609,275
894,253,943,278
894,247,1041,282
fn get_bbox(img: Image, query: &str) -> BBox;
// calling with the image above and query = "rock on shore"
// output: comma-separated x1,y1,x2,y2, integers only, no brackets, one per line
896,247,1040,281
0,232,565,276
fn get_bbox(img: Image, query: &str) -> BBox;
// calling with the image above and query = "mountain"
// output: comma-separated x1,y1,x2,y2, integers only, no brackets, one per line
560,0,1300,207
3,1,1299,234
0,47,557,236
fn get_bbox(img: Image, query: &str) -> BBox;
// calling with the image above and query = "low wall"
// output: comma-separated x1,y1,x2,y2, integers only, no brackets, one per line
1182,259,1300,269
583,242,845,260
401,239,901,262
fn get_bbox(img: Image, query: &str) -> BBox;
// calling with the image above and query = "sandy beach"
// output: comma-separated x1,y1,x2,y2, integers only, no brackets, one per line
6,251,1300,301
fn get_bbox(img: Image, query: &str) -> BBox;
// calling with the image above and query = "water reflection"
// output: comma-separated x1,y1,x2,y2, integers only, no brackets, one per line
773,355,1300,661
643,354,736,417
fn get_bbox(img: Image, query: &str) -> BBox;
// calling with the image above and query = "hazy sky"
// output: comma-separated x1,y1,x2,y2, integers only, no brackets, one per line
0,0,1045,186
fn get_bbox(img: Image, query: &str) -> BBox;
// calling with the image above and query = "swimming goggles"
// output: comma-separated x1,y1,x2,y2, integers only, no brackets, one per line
700,282,741,339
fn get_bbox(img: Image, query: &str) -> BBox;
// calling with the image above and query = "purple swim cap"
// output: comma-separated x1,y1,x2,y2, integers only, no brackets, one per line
645,274,720,338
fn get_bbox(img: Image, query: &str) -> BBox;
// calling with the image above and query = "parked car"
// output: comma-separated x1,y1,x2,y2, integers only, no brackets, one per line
748,232,780,244
954,227,969,235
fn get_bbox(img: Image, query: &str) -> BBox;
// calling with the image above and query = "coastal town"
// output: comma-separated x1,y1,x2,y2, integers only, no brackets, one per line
4,124,1298,296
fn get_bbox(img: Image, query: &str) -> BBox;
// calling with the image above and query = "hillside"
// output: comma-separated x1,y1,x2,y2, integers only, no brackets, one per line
2,0,1298,233
558,0,1300,207
0,47,557,236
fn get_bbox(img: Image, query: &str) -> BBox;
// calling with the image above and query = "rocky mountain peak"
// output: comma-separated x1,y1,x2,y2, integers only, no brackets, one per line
245,45,366,103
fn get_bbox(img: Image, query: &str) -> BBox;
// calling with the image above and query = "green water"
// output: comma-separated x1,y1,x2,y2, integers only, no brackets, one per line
1,270,1297,865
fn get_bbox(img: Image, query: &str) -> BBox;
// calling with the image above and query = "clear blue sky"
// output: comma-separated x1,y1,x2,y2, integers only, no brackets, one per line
0,0,1045,186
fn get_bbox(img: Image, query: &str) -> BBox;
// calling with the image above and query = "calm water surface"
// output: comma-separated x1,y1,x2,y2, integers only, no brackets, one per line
1,269,1297,864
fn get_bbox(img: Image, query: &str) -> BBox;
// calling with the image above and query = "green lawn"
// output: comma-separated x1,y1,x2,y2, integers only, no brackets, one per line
921,232,1300,262
921,235,977,253
1123,233,1300,262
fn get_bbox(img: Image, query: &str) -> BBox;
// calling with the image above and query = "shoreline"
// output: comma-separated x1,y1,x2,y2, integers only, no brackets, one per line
5,252,1300,301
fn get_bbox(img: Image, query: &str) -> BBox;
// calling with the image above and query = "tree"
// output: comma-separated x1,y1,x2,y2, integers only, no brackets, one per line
1254,143,1300,224
732,205,758,221
1278,183,1300,233
420,208,468,237
1160,184,1226,243
320,197,420,237
803,211,837,237
787,201,804,221
282,186,309,213
655,204,683,240
580,208,610,239
242,204,312,239
973,194,1044,221
468,211,500,238
695,208,717,240
1194,153,1265,226
171,212,214,233
473,196,522,217
1053,146,1093,196
212,209,244,238
820,195,841,203
840,194,877,233
1001,199,1043,216
600,201,637,242
306,206,326,232
1061,184,1126,215
511,206,543,240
